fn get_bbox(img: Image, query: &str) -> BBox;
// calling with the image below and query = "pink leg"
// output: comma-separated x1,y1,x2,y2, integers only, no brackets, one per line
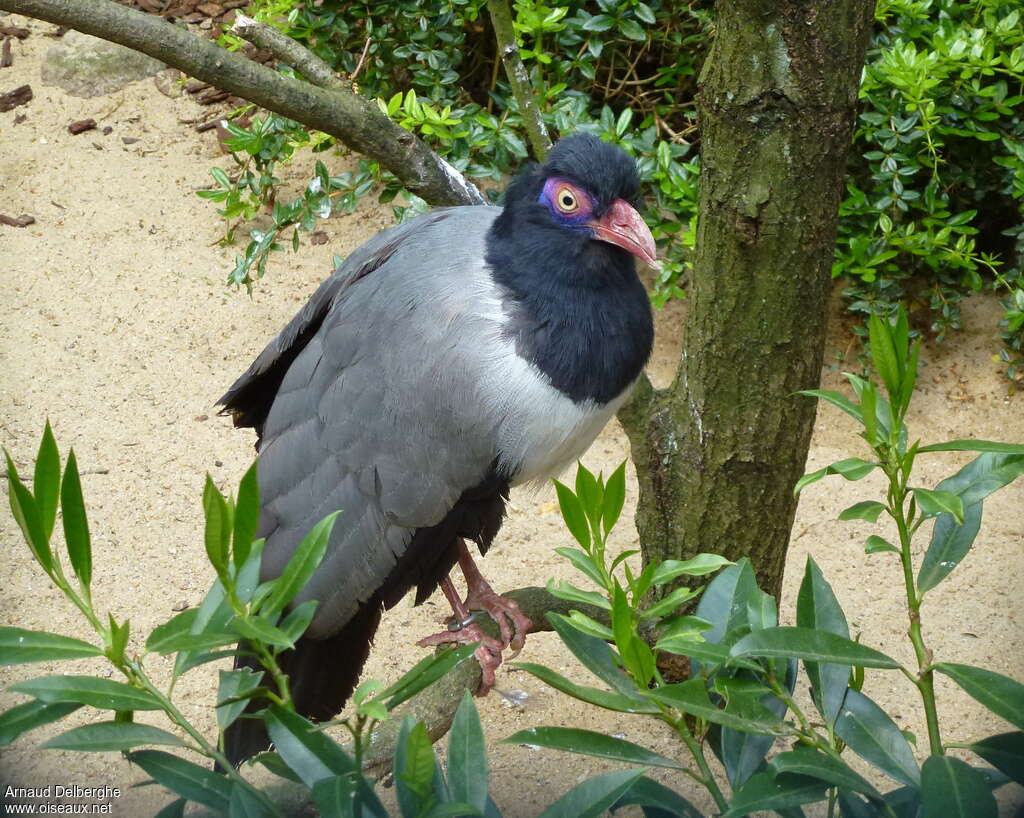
417,576,505,692
456,540,532,657
416,540,533,693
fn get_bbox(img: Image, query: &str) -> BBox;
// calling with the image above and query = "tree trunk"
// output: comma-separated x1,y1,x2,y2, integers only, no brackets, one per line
620,0,876,602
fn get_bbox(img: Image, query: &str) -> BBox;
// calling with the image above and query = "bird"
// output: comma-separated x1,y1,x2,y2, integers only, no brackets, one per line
219,132,656,766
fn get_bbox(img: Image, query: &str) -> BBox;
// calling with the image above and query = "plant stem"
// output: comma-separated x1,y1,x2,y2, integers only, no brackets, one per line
669,716,728,813
889,469,944,756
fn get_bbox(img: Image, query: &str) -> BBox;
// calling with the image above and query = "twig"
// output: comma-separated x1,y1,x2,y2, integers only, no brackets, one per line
232,12,347,92
350,34,371,84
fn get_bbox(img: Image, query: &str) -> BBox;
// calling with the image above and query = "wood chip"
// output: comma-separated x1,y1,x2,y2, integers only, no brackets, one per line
14,112,26,124
122,136,141,144
135,0,166,11
1,38,12,69
195,120,217,132
196,2,223,15
0,213,35,227
0,83,31,112
197,88,228,105
184,79,210,94
181,11,205,23
310,231,329,245
68,118,97,135
0,24,30,39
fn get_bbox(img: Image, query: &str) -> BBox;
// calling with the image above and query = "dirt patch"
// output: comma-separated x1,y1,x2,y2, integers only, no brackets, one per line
1,17,1022,817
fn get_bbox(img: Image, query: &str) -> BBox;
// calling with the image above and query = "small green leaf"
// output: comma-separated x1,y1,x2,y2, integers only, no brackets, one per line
912,488,964,523
646,679,783,735
796,557,852,728
921,755,997,818
794,389,864,425
554,481,591,549
0,700,81,747
967,732,1024,785
639,585,702,619
839,501,887,522
42,721,185,752
0,627,102,665
574,462,603,533
448,692,487,813
731,627,900,669
547,613,642,698
230,615,298,649
609,774,704,817
6,452,54,574
537,768,647,818
611,583,654,685
723,770,828,817
513,662,659,714
11,676,163,711
601,461,627,535
202,476,230,580
395,718,439,813
795,458,877,495
651,554,733,583
279,599,319,643
61,450,92,587
554,547,606,589
869,312,902,400
916,440,1024,454
504,726,682,769
835,689,919,787
866,535,900,554
564,610,614,640
34,420,61,541
769,746,882,799
264,705,355,787
260,511,338,617
934,663,1024,730
379,643,479,710
129,750,233,812
918,501,982,592
546,579,610,611
216,667,264,732
232,461,260,567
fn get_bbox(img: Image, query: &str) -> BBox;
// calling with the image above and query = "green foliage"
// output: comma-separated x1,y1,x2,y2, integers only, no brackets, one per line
202,0,704,296
506,305,1024,815
837,0,1024,383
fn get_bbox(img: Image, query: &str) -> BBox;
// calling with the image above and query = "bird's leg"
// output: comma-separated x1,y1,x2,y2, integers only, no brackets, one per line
456,538,532,657
417,575,504,692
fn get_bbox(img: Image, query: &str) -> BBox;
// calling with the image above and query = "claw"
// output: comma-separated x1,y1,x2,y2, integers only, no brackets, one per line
417,622,503,693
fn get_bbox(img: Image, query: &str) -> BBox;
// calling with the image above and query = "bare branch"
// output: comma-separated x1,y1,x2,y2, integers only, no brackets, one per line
231,12,346,92
0,0,486,206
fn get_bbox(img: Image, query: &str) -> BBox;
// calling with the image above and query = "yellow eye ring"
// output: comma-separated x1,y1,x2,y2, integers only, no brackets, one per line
555,187,579,213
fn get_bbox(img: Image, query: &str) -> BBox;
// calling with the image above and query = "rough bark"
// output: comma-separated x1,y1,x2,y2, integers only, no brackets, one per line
0,0,485,206
620,0,876,601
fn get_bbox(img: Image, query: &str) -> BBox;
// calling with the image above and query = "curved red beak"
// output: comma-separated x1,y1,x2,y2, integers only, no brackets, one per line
590,199,660,271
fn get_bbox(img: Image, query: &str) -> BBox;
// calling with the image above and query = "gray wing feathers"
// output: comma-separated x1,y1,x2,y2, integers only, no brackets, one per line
253,207,504,638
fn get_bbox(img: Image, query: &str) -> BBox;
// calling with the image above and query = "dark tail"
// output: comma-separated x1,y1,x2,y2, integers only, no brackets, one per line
222,600,384,768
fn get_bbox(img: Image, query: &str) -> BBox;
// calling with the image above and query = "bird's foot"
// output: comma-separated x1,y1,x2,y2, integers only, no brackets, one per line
417,620,504,693
463,586,532,658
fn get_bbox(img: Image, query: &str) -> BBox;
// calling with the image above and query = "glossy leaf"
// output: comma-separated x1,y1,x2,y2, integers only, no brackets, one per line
654,636,763,672
646,679,783,735
279,599,319,645
153,798,186,818
723,770,828,817
794,389,864,426
838,501,886,522
610,774,703,817
547,613,643,698
260,511,339,618
612,583,654,685
310,775,358,818
0,700,81,747
202,476,230,580
911,488,964,523
546,579,610,611
564,610,614,640
835,689,920,787
6,452,54,573
695,559,758,646
537,768,646,818
865,535,899,554
230,616,296,649
796,558,851,727
33,420,61,541
216,667,264,732
795,457,877,494
448,692,488,813
920,756,997,818
56,449,92,588
10,675,163,711
554,480,590,549
918,500,982,592
42,721,185,752
395,718,439,816
554,547,606,590
232,461,260,567
264,704,354,787
916,440,1024,454
650,554,733,584
868,312,901,400
967,732,1024,785
639,584,702,619
935,663,1024,730
0,627,102,665
769,746,882,800
129,749,232,812
731,627,900,668
602,461,627,535
574,462,603,533
504,727,682,769
380,643,478,711
514,662,659,714
229,780,276,818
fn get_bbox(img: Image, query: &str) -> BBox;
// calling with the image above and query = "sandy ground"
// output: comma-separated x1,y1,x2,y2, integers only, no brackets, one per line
1,19,1022,817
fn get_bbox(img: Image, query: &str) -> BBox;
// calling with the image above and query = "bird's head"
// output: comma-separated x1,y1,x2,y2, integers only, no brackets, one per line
493,133,659,272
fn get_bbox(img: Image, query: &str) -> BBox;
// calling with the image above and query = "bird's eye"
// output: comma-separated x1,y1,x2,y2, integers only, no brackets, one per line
555,186,579,213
